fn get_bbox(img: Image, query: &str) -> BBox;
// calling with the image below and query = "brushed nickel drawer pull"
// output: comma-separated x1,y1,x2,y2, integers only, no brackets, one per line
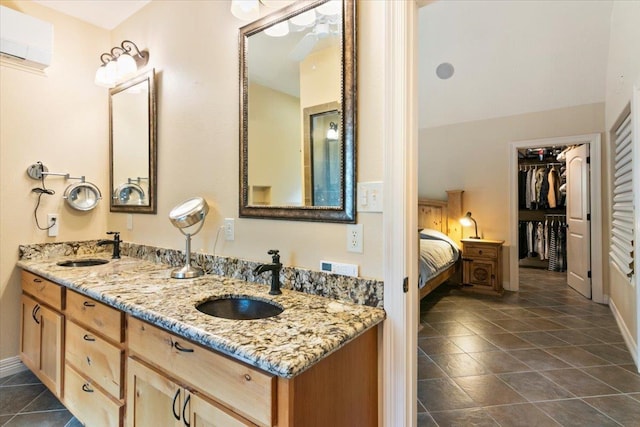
174,342,194,353
82,383,94,393
83,301,96,307
83,334,96,342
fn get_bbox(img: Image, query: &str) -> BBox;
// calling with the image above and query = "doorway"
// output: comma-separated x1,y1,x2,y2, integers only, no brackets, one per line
509,134,605,304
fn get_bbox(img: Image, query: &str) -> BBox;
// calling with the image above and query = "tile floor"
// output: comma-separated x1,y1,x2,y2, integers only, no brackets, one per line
0,370,80,427
418,268,640,426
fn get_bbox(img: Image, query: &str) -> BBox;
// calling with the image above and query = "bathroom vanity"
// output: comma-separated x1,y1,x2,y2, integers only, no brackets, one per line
17,255,384,427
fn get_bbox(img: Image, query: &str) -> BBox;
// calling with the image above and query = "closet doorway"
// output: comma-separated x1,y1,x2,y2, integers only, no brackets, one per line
508,134,604,303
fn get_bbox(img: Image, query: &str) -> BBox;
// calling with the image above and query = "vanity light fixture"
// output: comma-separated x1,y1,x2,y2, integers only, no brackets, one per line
230,0,260,21
169,197,209,279
460,211,480,239
326,121,339,140
94,40,149,88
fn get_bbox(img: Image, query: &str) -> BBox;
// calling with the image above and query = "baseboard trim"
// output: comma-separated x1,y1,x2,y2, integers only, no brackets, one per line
0,356,27,379
609,298,639,369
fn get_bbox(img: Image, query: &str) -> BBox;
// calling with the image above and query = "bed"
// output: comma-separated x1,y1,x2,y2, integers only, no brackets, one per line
418,190,463,299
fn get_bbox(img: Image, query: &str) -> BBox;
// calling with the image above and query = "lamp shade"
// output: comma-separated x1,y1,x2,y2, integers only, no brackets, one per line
117,53,137,79
231,0,260,21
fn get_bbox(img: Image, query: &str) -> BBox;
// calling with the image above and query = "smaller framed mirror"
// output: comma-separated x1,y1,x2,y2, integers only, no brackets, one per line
109,69,157,213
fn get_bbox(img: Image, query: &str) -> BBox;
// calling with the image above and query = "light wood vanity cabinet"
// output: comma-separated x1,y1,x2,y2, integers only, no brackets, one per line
64,289,125,426
20,272,64,398
19,270,378,427
128,316,378,427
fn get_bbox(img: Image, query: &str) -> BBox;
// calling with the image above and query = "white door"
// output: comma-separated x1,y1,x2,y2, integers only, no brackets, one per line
566,144,592,298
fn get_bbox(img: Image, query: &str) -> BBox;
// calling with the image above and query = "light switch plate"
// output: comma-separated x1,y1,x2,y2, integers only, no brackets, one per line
357,181,383,212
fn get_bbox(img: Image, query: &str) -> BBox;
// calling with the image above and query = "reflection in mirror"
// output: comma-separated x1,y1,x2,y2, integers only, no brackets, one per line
240,0,355,222
109,69,157,213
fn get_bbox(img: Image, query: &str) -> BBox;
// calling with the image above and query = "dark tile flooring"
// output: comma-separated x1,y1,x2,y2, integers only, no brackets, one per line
0,370,80,427
418,268,640,426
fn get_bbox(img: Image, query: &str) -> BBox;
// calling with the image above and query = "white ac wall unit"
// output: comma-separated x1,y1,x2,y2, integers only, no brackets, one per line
0,6,53,70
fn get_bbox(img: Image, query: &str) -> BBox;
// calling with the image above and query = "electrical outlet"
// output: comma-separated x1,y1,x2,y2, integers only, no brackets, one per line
224,218,235,241
346,224,363,253
47,213,59,237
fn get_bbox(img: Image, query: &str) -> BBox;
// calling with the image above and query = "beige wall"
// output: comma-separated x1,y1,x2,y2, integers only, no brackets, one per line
0,0,110,359
419,102,605,287
1,0,385,363
106,0,383,279
604,0,640,347
0,0,384,362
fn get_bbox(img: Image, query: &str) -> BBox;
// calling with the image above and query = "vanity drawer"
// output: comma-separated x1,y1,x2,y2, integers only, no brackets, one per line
127,316,275,427
21,271,63,311
66,290,124,343
65,320,124,400
464,245,498,259
64,363,123,427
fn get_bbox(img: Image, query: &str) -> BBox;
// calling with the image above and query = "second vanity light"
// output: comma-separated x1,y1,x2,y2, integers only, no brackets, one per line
94,40,149,88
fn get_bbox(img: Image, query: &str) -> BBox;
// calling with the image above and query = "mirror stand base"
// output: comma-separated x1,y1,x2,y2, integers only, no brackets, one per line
171,264,204,279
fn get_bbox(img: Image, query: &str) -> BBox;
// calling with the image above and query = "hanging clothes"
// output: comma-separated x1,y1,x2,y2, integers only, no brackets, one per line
525,168,534,209
535,222,545,260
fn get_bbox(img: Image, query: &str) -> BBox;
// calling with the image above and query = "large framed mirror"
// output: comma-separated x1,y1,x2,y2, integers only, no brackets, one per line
109,69,157,213
239,0,356,222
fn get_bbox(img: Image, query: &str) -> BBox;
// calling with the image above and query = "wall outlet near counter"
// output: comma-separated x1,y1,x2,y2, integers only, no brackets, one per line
347,224,363,253
320,260,358,277
47,214,58,237
224,218,235,241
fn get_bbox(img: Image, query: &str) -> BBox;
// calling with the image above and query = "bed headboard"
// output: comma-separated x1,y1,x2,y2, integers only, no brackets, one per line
418,190,463,245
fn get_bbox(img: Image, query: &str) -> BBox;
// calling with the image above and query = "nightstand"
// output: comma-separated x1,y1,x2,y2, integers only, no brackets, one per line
461,239,505,295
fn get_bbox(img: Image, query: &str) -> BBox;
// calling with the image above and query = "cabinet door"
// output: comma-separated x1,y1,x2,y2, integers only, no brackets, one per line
464,259,497,288
127,358,183,427
188,392,253,427
20,294,41,374
39,304,64,397
20,294,64,397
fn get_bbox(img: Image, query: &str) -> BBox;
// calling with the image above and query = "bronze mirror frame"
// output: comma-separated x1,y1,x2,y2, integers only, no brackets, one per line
239,0,356,223
109,69,157,214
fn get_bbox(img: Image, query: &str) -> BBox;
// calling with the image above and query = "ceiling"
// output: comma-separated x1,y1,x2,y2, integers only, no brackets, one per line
32,0,151,30
418,0,614,129
32,0,614,129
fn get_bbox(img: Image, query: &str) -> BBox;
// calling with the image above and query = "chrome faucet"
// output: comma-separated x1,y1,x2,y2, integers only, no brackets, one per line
254,249,282,295
97,231,121,259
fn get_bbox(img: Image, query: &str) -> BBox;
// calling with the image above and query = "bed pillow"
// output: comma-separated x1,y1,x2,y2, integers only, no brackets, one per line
419,228,460,250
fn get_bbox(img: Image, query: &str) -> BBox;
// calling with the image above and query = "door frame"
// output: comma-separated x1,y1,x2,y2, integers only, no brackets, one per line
633,76,640,372
508,134,604,304
382,0,418,426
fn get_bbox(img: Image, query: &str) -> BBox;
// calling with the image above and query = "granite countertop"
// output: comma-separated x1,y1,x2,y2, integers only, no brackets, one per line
17,255,385,379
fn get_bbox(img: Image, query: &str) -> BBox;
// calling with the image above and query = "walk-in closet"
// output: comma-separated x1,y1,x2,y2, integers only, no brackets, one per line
518,146,568,273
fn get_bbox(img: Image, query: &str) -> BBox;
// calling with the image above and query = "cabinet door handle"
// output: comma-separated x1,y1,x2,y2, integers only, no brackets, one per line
33,278,42,283
182,393,191,427
174,342,194,353
172,389,181,421
83,334,96,342
82,383,94,393
83,301,96,307
32,305,41,325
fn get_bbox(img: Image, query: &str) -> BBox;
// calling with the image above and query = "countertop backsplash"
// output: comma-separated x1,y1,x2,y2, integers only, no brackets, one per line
19,240,383,308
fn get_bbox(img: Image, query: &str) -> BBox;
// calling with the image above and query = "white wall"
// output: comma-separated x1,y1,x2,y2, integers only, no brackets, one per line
604,0,640,354
0,0,110,360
